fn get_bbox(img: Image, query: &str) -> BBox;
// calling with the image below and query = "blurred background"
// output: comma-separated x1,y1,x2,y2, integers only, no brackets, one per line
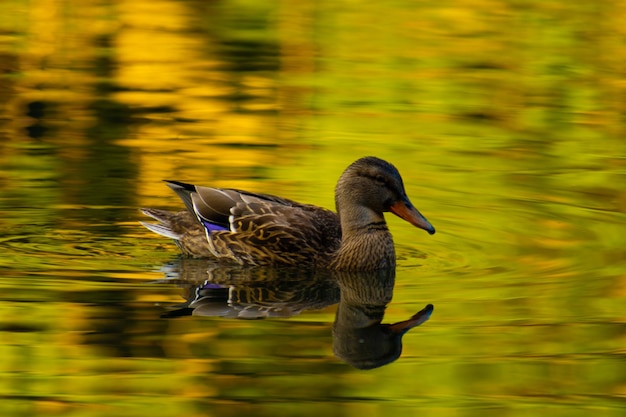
0,1,625,416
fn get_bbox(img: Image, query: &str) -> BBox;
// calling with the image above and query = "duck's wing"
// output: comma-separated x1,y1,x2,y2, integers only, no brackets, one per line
212,201,340,266
181,184,341,267
166,181,234,230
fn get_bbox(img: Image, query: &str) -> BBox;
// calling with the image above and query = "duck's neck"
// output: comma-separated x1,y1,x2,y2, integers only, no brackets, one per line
331,204,396,271
338,204,386,235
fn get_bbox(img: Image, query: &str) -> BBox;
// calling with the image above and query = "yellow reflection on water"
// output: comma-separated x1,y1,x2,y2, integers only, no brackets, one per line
1,0,625,416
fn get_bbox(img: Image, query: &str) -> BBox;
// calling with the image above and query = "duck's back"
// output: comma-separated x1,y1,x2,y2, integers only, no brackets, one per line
207,199,342,267
144,182,341,267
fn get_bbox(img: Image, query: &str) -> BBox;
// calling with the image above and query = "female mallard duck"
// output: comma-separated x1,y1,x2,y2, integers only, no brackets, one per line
140,156,435,271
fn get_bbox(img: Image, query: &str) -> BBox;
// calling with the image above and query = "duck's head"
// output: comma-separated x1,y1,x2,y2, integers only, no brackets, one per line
335,157,435,235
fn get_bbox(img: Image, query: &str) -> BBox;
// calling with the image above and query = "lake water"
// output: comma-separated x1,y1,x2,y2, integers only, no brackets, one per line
1,1,625,416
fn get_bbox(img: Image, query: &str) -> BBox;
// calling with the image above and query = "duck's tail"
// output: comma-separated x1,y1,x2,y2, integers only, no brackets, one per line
140,208,183,240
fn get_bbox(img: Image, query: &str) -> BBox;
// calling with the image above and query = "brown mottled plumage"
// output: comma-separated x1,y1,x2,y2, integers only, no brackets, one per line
140,156,435,271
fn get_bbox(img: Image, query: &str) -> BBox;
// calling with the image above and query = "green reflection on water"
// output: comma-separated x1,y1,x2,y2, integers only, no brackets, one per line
0,0,625,416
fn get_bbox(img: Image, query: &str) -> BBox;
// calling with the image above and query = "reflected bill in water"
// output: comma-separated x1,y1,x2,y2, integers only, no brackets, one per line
333,268,433,370
157,260,433,369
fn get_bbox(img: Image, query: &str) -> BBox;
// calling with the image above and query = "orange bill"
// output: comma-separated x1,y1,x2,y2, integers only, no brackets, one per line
389,198,436,235
388,304,434,335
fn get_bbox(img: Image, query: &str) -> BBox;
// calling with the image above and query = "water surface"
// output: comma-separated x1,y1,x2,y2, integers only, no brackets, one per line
1,1,625,416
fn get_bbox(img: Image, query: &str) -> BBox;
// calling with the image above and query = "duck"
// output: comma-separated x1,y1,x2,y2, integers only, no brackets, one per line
140,156,435,271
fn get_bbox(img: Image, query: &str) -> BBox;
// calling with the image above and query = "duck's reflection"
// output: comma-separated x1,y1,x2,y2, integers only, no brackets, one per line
160,260,340,319
333,269,433,369
158,259,433,369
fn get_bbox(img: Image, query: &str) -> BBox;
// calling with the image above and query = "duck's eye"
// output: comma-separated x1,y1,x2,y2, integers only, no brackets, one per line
375,175,386,185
